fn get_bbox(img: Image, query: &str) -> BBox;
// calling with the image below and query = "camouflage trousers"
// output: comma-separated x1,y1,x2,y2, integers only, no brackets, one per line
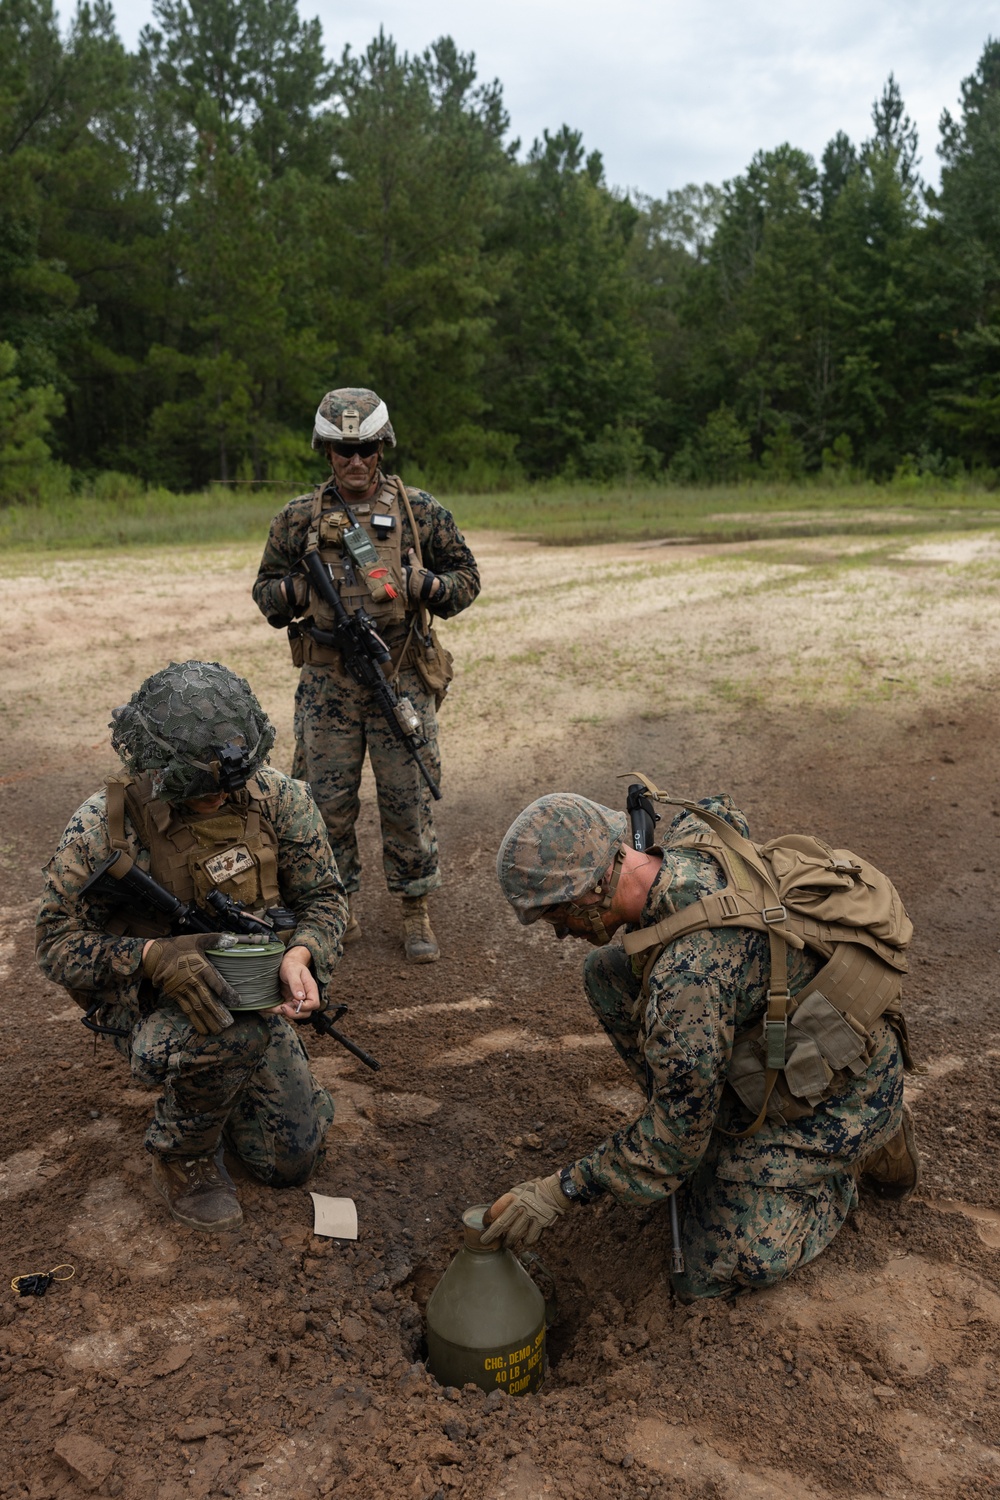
110,1005,334,1185
292,662,441,896
583,945,904,1301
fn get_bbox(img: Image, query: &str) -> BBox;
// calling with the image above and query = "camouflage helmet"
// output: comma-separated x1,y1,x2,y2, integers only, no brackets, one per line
496,794,628,926
311,387,395,451
110,660,276,803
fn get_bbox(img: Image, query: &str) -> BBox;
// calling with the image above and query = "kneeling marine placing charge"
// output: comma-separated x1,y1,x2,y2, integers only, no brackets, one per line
483,775,920,1302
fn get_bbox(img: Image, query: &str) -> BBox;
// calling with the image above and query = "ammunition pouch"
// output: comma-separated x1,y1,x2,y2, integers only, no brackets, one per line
288,620,306,669
393,480,455,710
287,619,352,677
406,626,455,709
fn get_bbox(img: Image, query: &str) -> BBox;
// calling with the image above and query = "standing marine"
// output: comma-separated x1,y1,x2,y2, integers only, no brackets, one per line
252,387,481,963
483,787,920,1300
36,660,347,1234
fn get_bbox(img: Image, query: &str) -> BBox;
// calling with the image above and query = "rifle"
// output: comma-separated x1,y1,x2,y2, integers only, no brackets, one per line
78,850,380,1070
297,545,441,801
625,781,684,1276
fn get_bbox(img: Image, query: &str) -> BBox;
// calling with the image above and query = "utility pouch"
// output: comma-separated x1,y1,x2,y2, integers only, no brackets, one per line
412,628,455,709
391,479,456,709
790,989,870,1076
288,621,306,668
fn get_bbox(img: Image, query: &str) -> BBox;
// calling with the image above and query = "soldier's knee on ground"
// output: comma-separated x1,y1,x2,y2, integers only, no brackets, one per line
268,1142,325,1188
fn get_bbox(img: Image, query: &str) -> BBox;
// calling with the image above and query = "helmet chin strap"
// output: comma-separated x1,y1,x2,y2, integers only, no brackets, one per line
561,846,627,942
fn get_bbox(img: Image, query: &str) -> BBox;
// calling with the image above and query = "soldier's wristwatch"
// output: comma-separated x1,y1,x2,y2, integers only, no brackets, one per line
559,1166,603,1204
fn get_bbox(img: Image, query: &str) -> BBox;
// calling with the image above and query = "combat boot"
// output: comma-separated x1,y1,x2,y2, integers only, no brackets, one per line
343,894,361,946
151,1147,243,1232
857,1103,920,1200
401,894,440,963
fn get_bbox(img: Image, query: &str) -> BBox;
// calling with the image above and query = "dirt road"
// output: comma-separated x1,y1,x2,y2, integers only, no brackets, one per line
2,528,999,1499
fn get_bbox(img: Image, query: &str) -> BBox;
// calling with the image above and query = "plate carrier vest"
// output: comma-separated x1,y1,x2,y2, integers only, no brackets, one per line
621,781,913,1137
291,474,408,668
104,774,282,938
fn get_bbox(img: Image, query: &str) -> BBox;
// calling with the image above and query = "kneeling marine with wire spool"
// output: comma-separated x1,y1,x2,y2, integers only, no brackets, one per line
36,660,353,1234
485,777,920,1302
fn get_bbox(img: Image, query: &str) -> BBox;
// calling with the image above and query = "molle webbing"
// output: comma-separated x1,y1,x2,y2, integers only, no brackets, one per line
305,477,407,637
105,775,281,913
620,780,911,1136
622,856,908,974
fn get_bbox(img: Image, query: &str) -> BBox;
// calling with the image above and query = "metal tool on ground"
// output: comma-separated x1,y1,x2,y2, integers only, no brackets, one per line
426,1205,546,1396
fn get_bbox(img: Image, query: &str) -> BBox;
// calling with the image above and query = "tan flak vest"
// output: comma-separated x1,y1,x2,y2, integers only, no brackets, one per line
621,782,913,1137
104,775,282,937
292,475,409,668
290,473,456,706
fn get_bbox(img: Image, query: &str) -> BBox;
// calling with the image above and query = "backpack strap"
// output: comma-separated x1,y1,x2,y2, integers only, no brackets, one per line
106,778,130,853
622,781,805,1139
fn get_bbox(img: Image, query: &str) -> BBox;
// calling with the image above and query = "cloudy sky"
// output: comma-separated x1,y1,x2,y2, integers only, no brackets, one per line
108,0,995,196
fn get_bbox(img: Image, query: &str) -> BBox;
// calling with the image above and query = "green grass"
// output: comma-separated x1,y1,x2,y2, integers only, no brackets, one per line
449,480,1000,544
1,477,1000,555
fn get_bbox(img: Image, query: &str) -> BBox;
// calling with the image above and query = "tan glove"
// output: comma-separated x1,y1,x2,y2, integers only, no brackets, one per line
480,1173,569,1250
141,934,241,1035
280,572,309,613
404,548,441,602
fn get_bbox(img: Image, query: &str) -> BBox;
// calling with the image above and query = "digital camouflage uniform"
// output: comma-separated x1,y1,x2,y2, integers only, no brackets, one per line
252,479,480,896
559,798,904,1300
36,766,346,1185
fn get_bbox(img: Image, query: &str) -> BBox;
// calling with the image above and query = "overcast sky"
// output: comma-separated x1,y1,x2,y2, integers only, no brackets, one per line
107,0,995,197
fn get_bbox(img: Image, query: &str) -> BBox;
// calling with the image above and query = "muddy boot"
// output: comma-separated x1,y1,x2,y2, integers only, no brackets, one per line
343,894,361,946
401,894,440,963
151,1147,243,1232
857,1103,921,1200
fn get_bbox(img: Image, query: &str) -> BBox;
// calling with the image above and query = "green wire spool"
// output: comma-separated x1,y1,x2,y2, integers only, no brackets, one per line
205,941,286,1010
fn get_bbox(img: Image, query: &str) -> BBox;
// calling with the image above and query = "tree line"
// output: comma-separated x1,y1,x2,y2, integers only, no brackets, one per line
3,0,1000,499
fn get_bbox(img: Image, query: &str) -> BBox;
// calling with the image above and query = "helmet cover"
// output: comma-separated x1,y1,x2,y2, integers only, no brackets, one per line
311,387,395,450
496,794,628,925
110,660,276,802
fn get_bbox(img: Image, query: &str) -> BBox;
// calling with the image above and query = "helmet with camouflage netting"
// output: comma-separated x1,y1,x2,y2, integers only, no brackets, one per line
311,387,396,450
110,660,276,802
496,794,629,926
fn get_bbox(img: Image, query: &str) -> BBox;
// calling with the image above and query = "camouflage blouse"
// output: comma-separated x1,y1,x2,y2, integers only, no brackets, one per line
566,798,901,1205
36,768,348,1012
252,473,481,630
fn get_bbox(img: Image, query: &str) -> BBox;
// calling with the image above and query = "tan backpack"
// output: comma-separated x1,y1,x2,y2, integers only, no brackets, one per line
621,775,913,1136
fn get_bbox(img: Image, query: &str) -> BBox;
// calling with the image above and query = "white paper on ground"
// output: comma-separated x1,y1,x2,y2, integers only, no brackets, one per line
309,1193,358,1239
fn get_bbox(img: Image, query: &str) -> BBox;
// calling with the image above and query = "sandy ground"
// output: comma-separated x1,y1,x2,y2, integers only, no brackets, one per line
2,526,1000,1500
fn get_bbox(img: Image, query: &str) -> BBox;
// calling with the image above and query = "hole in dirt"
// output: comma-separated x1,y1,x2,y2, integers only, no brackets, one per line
542,1306,582,1371
408,1260,443,1314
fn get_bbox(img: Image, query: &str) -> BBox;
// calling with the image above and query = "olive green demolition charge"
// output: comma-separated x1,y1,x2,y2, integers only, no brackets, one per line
206,941,285,1010
425,1206,546,1396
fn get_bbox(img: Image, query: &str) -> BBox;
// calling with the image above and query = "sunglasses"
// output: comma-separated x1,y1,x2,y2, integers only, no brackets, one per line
328,439,381,458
